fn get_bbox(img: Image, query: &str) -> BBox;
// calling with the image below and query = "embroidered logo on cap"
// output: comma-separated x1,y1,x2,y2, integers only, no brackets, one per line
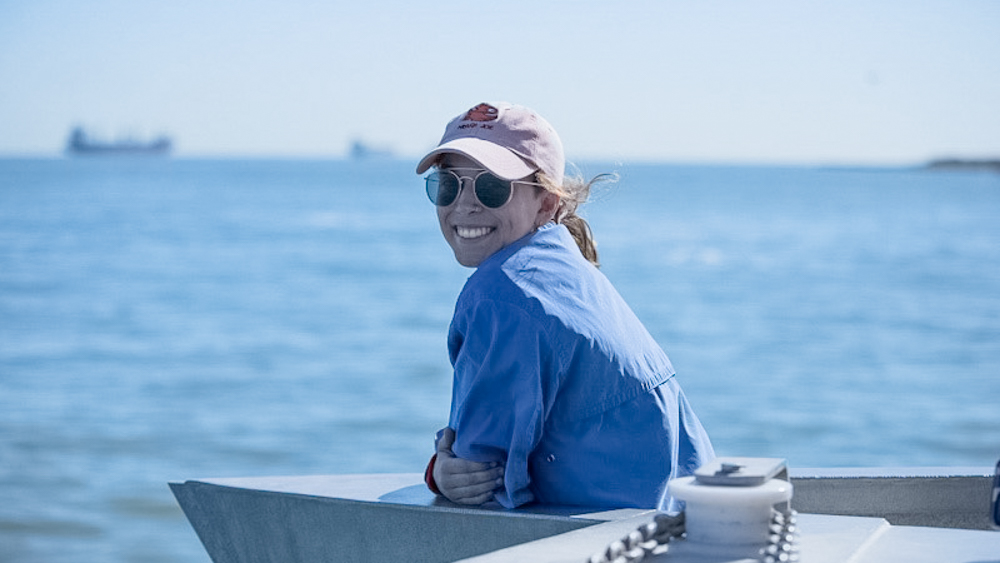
464,103,499,122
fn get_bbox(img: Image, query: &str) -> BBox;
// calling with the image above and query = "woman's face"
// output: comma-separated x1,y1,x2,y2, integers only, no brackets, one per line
435,154,556,267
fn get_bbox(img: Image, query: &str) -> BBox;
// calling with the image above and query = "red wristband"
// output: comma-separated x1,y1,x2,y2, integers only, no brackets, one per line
424,453,441,495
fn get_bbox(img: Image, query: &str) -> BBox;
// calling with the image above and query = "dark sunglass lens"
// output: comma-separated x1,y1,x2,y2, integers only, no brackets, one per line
475,174,512,208
426,172,460,206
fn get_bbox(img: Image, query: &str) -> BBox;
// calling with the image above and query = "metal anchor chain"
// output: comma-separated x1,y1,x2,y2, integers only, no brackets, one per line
587,512,685,563
759,508,800,563
587,509,799,563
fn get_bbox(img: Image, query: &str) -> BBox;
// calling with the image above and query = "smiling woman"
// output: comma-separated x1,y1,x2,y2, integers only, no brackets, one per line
413,102,715,510
429,154,554,267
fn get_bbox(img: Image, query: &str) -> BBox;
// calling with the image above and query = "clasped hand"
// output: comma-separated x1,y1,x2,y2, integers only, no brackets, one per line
433,428,505,505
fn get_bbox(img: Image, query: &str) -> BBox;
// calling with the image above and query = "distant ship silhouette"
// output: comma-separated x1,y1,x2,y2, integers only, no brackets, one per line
66,127,172,156
349,139,393,160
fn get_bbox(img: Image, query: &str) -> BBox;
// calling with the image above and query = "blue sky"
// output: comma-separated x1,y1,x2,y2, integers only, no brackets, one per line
1,0,998,164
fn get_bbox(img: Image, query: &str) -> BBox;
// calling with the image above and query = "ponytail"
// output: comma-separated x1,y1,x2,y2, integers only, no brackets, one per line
538,171,618,268
562,213,599,267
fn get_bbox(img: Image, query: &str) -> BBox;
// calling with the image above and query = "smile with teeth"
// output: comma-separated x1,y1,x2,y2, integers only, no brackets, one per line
456,226,494,239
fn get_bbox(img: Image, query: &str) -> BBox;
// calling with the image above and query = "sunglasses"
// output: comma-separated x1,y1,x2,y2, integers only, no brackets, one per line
425,168,543,209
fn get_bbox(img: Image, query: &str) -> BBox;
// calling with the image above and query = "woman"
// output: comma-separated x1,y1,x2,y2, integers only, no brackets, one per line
417,102,714,509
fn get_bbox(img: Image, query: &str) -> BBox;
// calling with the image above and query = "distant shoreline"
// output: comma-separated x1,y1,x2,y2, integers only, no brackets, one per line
925,158,1000,173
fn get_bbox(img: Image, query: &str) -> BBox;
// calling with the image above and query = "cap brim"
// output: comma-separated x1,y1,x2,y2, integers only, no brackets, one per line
415,138,536,180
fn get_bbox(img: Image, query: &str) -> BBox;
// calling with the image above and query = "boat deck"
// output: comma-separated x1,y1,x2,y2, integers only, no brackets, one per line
170,468,999,562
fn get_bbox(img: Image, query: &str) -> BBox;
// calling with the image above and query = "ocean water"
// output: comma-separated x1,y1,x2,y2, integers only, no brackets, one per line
1,158,998,562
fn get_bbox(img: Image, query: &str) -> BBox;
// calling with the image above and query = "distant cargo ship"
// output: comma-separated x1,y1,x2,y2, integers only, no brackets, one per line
66,127,172,156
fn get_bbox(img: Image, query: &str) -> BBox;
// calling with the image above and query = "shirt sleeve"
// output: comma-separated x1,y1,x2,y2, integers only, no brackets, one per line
448,298,559,508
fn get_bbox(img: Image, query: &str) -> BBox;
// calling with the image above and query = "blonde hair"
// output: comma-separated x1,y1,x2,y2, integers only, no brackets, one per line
537,171,618,268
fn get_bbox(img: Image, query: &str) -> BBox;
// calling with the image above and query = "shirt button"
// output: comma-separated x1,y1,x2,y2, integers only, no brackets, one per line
547,454,556,462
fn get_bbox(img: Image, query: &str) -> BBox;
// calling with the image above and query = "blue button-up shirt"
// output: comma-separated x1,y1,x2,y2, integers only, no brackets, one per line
447,223,714,509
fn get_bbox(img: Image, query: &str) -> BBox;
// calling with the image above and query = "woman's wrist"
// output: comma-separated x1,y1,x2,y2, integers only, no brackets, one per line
424,453,441,495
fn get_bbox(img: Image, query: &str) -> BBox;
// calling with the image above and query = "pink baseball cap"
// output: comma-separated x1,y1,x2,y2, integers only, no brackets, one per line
415,102,565,185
